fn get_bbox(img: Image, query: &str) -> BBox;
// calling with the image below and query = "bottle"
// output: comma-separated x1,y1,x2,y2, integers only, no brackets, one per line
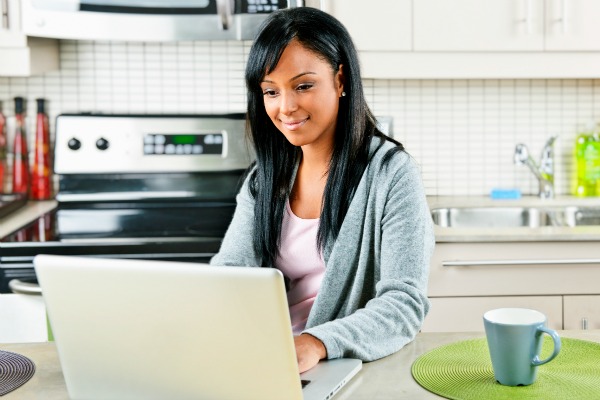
0,101,7,193
31,98,52,200
12,97,30,195
574,122,600,197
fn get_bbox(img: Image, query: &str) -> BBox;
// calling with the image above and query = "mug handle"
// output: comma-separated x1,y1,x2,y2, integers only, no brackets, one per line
532,326,561,366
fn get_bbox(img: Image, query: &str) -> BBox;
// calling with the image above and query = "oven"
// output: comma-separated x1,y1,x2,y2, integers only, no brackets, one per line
0,113,252,293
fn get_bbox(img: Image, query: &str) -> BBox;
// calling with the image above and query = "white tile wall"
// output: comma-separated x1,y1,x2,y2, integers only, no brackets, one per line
1,40,600,196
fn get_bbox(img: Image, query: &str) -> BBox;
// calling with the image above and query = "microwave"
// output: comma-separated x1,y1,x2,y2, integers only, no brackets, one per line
21,0,304,42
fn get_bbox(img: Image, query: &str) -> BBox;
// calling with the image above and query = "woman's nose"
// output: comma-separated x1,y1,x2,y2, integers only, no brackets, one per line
279,91,298,114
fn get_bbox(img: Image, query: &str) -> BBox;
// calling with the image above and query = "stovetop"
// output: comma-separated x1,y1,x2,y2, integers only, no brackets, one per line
1,201,236,244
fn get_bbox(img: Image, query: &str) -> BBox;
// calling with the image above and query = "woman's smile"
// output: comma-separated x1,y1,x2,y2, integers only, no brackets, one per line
281,117,309,131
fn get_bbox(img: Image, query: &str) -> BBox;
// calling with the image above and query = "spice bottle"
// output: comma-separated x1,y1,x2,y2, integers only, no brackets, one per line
0,101,7,193
12,97,30,195
31,98,52,200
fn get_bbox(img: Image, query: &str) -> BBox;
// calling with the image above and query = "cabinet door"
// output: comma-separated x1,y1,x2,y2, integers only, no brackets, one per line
414,0,544,51
564,295,600,330
322,0,412,51
545,0,600,50
0,0,58,76
422,296,563,332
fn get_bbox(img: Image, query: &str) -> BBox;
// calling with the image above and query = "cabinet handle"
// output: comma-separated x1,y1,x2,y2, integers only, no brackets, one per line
582,317,589,330
442,259,600,267
526,0,534,34
216,0,234,30
519,0,534,34
555,0,569,34
1,0,8,29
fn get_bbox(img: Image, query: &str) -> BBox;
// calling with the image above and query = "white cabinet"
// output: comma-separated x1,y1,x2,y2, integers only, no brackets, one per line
415,0,600,52
321,0,411,51
414,0,544,51
544,0,600,51
424,241,600,332
321,0,600,78
0,0,59,76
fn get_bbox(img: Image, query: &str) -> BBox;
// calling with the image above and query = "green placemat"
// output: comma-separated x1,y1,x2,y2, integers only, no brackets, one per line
411,337,600,400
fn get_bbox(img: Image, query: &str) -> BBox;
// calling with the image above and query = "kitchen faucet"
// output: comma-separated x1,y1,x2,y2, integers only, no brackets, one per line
514,136,557,199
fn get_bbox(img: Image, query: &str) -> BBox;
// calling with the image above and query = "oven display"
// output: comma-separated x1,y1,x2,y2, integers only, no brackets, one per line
143,133,223,155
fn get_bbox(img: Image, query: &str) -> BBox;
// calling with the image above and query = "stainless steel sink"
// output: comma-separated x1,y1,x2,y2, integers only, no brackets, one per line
431,207,554,228
431,206,600,228
561,206,600,227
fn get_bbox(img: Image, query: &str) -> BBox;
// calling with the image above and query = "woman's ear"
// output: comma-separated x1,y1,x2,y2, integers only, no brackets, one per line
335,64,345,98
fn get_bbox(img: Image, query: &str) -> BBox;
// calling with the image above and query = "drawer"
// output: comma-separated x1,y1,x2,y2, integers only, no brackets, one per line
429,242,600,297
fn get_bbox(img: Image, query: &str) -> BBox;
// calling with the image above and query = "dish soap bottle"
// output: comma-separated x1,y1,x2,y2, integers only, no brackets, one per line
31,98,52,200
574,121,600,197
12,97,30,195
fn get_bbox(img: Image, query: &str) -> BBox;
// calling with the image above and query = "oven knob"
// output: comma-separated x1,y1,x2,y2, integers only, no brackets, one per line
68,138,81,150
96,138,110,150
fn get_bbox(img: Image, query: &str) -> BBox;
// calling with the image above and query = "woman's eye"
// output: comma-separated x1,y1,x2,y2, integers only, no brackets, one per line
262,89,278,97
296,83,313,91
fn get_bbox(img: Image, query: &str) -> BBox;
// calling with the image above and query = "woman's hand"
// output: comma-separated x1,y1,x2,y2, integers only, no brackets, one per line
294,333,327,373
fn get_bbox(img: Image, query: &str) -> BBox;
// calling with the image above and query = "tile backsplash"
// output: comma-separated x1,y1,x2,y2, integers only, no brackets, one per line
1,40,599,196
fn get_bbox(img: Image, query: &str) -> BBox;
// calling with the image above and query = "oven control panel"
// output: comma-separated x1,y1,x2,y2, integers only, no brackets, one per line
54,114,253,174
143,133,223,156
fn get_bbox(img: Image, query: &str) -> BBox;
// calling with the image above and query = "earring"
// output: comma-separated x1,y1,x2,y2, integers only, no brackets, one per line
341,91,346,97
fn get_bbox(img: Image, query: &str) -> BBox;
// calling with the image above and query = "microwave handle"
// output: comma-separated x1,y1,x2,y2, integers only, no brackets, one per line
216,0,234,30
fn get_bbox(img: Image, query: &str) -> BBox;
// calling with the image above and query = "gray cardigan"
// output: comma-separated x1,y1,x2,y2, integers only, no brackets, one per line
210,138,435,362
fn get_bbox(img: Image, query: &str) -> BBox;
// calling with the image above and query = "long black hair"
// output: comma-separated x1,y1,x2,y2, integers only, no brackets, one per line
245,7,403,268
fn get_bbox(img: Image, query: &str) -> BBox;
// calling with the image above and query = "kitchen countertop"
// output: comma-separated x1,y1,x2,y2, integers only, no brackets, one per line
0,200,57,238
429,195,600,242
2,330,599,399
1,197,600,243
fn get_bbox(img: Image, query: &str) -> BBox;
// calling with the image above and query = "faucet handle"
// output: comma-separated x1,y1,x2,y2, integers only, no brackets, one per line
539,136,557,179
514,143,530,165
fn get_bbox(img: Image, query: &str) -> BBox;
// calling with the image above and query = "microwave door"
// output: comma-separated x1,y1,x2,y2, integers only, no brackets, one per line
21,0,291,41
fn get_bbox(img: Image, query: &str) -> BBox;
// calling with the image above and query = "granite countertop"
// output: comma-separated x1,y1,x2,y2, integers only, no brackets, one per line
2,330,599,399
428,195,600,243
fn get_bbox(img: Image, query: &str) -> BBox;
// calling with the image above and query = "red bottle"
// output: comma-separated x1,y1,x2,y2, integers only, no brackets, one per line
12,97,29,195
0,101,7,193
31,98,52,200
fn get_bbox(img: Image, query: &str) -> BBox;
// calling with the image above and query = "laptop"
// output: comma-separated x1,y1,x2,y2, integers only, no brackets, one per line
34,254,362,400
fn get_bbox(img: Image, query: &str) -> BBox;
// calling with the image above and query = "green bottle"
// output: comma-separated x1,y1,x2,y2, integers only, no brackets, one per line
575,122,600,197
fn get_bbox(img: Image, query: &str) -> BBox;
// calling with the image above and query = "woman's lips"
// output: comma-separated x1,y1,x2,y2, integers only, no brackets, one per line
281,118,308,131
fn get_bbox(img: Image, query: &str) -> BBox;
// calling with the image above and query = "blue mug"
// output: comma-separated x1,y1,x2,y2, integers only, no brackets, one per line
483,308,561,386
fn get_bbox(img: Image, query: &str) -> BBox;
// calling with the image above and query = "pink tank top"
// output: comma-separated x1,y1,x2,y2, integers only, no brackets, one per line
275,200,326,335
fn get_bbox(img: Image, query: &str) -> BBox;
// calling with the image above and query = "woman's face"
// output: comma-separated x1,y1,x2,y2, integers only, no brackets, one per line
260,40,344,152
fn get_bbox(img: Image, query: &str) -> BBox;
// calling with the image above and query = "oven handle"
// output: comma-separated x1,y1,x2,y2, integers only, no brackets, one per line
8,279,42,295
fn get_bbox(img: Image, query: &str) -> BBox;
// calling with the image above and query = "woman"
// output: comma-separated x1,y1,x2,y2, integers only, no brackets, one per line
211,7,434,373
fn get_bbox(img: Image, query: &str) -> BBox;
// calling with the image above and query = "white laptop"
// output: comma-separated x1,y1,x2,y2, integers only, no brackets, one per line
34,254,362,400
